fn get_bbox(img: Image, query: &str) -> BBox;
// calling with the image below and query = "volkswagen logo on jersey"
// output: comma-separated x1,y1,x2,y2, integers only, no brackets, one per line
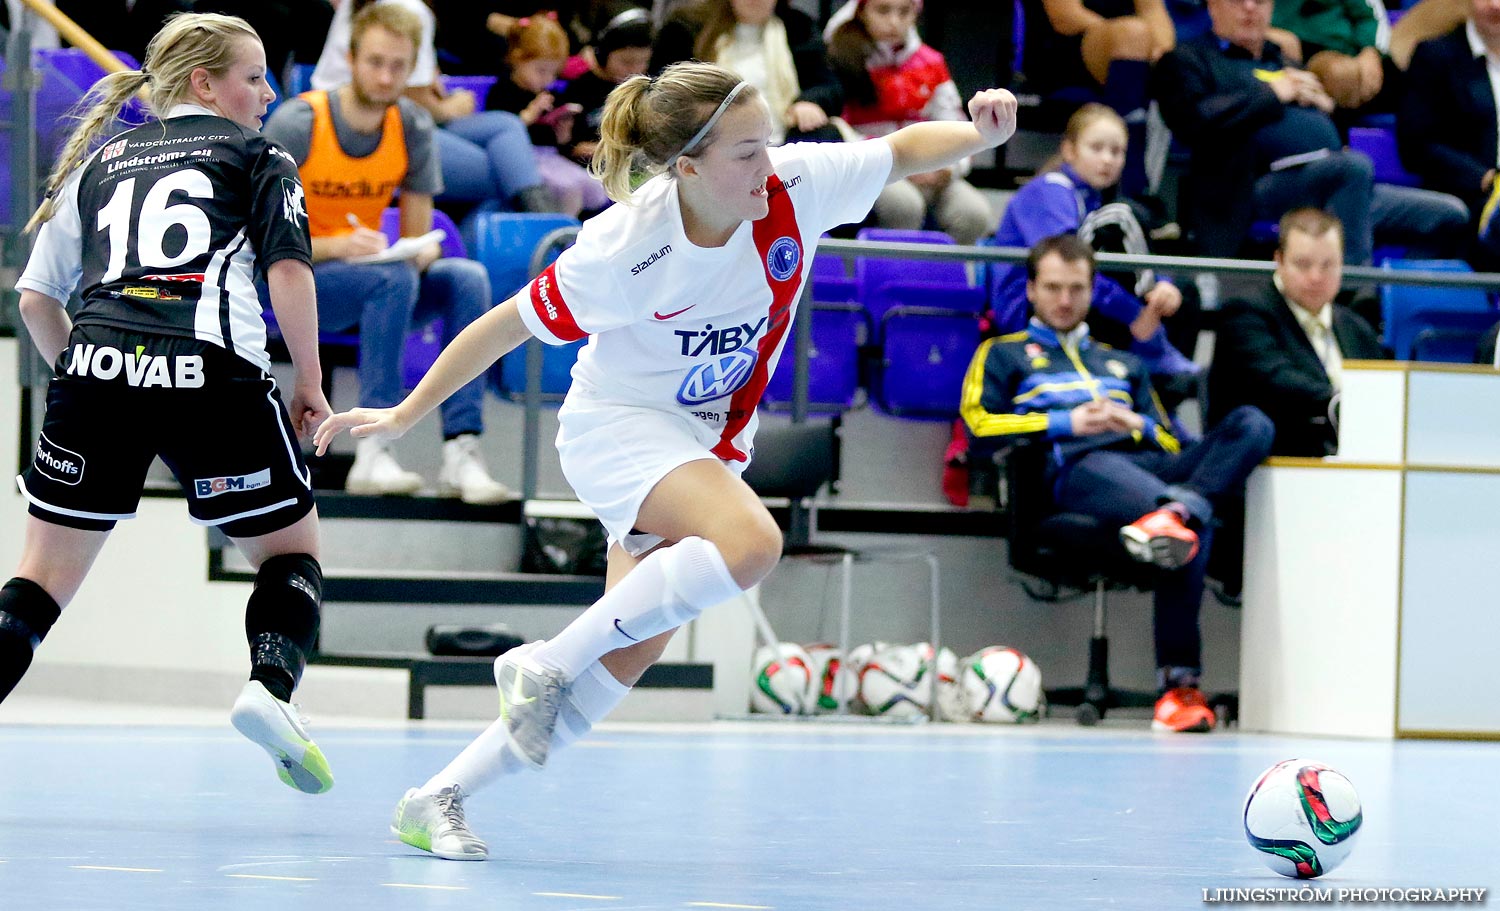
677,349,758,406
766,236,801,282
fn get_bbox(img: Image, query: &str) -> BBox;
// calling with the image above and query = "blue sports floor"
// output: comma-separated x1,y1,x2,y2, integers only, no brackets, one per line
0,716,1495,910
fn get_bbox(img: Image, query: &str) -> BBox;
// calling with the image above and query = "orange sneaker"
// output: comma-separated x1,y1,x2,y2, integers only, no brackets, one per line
1152,686,1217,733
1120,507,1199,569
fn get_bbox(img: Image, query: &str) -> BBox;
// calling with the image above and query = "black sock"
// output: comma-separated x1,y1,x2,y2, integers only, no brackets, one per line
250,663,295,703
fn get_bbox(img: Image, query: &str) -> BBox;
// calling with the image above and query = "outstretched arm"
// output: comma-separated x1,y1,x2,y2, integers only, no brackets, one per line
882,89,1017,184
313,294,536,454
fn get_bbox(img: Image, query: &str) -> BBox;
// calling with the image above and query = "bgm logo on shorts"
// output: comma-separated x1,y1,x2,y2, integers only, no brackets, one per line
33,433,85,486
194,469,272,500
766,236,801,282
677,349,758,406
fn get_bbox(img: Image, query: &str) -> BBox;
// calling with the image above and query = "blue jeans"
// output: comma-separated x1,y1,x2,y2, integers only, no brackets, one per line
313,257,491,437
1053,405,1275,670
437,112,543,206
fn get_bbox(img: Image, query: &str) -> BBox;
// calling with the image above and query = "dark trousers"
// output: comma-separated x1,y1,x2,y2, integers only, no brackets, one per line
1053,406,1274,671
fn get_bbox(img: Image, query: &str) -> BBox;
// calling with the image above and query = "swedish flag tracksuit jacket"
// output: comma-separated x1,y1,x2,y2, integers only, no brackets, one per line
960,320,1180,465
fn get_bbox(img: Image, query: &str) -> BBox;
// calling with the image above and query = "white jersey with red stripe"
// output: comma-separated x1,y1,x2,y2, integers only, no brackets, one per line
517,139,893,462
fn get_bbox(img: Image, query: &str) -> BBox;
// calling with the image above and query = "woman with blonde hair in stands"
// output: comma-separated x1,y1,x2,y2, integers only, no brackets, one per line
314,60,1018,860
651,0,845,145
6,12,334,795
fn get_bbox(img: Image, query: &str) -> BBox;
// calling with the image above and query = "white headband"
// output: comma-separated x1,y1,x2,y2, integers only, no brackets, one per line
671,81,749,163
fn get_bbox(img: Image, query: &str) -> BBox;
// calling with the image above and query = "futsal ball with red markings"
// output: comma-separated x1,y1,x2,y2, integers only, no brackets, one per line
804,644,857,714
857,643,933,718
748,643,813,714
1243,759,1363,878
957,646,1044,723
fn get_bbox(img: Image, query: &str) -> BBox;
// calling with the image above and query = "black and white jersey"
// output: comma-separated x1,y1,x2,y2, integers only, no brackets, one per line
18,106,312,372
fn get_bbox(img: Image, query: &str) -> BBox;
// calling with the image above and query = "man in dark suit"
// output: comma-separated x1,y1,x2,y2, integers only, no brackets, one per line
1210,208,1387,457
1398,0,1500,265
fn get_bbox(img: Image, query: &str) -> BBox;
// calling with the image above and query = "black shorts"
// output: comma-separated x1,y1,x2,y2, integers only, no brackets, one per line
18,325,315,537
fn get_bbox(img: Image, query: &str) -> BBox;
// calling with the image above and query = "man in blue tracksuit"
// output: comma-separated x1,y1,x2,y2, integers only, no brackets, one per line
961,233,1273,732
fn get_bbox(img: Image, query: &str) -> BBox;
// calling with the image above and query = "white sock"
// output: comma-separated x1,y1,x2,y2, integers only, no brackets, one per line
419,659,631,796
529,536,742,680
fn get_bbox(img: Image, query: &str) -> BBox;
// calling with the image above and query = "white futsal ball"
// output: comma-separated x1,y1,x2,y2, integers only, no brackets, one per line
804,644,857,714
749,643,813,714
858,643,933,718
957,646,1044,723
1243,759,1363,878
845,641,888,681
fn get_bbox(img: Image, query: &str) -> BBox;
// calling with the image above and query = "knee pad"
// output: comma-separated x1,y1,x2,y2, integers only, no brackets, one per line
0,578,62,649
245,554,323,684
0,579,62,701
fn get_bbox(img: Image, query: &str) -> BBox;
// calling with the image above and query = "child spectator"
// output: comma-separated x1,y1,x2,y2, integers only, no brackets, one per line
992,104,1198,384
486,14,610,215
826,0,992,245
556,5,654,167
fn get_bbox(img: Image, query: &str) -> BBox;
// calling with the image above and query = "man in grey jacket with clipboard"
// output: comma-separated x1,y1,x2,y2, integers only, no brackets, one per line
263,1,510,503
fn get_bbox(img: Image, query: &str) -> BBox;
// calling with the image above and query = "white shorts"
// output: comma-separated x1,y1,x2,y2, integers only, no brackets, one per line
555,400,748,557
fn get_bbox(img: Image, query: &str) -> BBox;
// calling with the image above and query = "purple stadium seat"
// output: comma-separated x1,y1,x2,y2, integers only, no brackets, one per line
854,228,969,315
867,280,986,324
379,207,469,259
875,308,983,419
443,75,499,100
763,303,871,413
1348,126,1420,188
869,282,987,419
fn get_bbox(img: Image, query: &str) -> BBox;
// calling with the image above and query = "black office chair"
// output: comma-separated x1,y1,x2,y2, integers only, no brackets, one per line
990,437,1161,725
742,421,942,715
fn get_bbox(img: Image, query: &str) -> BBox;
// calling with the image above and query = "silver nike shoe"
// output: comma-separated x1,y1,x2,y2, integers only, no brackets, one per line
390,786,488,861
493,650,566,769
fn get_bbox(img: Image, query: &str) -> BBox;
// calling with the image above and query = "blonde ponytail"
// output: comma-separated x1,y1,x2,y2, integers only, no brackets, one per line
590,75,654,202
26,70,151,233
588,61,759,204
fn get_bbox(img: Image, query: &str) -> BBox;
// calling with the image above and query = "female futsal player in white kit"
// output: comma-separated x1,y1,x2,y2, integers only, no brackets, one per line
314,60,1017,859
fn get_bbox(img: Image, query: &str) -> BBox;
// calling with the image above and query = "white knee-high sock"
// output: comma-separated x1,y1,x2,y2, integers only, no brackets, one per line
529,536,742,680
420,659,630,796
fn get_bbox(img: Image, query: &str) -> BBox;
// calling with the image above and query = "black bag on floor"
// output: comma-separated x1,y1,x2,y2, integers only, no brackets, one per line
521,515,608,576
425,624,525,657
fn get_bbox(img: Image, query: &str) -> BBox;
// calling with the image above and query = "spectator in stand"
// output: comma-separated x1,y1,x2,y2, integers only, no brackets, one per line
1399,0,1500,266
265,3,512,503
1210,208,1386,457
556,5,655,167
991,104,1199,386
651,0,844,144
826,0,993,245
961,234,1274,733
1014,0,1176,194
485,14,609,216
1153,0,1468,264
313,0,557,214
1267,0,1458,116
